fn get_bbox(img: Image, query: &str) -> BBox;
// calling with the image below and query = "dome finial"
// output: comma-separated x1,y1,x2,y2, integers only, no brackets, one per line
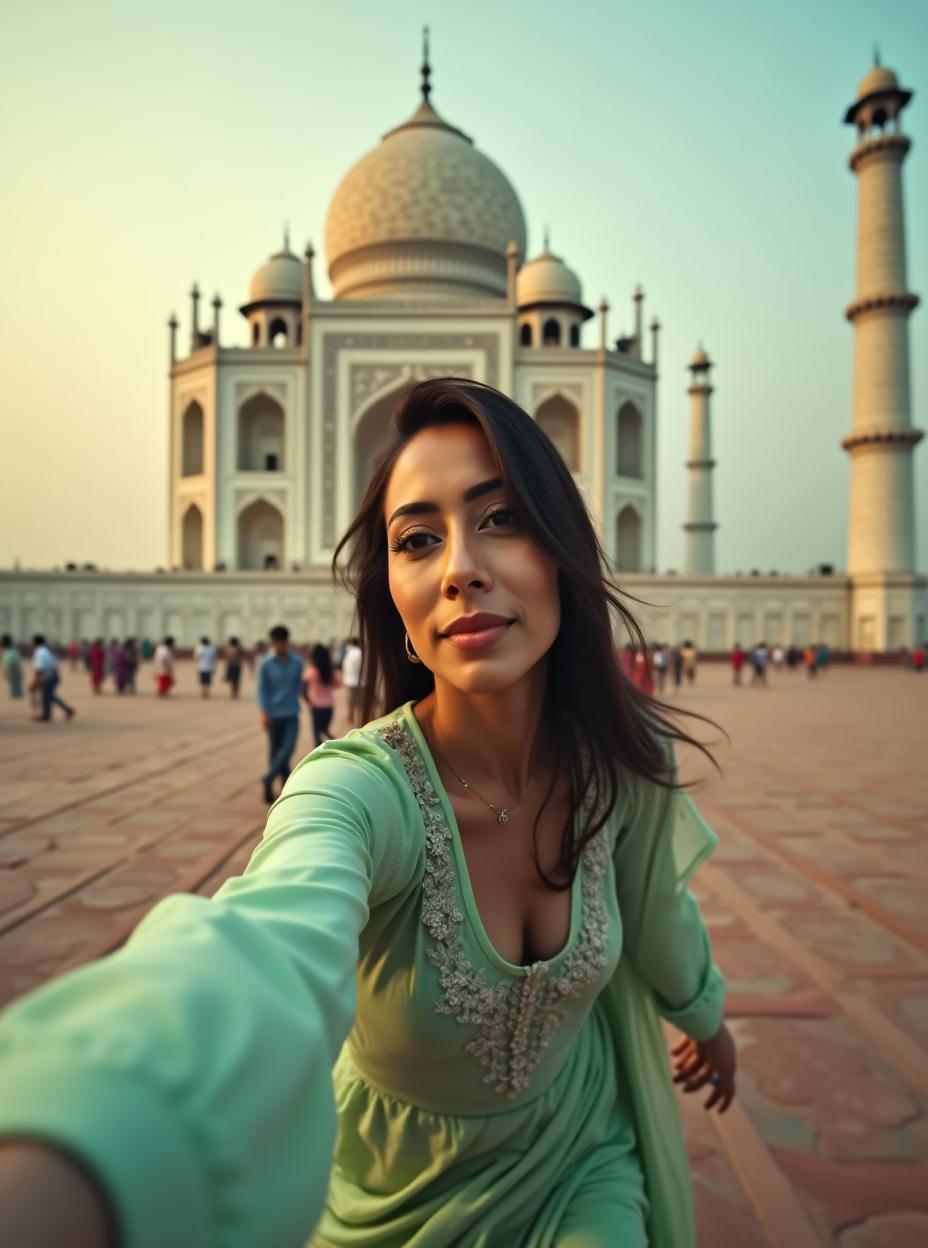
421,25,431,103
543,224,550,252
283,221,290,252
873,42,880,67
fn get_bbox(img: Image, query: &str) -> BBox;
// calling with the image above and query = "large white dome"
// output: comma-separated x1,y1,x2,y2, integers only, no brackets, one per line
324,97,527,301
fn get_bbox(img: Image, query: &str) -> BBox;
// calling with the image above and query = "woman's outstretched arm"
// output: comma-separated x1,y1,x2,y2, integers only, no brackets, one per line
0,733,420,1248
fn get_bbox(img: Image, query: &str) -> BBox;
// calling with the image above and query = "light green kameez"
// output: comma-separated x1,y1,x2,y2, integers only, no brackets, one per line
0,701,724,1247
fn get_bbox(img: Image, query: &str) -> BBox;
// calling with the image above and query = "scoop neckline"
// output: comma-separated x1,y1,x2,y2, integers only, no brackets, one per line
400,700,584,978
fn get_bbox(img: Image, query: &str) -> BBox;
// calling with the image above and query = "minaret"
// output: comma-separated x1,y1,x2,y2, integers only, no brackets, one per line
683,346,717,575
843,57,922,580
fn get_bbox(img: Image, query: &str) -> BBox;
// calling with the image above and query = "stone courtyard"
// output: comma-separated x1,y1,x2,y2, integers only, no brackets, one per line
0,657,926,1245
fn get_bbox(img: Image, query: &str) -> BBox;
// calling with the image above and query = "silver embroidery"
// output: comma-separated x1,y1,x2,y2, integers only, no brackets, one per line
376,719,610,1099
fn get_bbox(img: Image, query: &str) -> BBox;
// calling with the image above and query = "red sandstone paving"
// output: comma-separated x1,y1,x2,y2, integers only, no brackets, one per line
1,659,927,1244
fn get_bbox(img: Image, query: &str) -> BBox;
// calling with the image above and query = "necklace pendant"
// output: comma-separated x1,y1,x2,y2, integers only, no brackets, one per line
497,809,510,825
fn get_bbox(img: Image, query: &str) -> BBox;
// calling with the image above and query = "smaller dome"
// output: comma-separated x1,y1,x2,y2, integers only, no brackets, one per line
517,248,583,308
856,64,899,100
690,345,711,369
248,249,303,305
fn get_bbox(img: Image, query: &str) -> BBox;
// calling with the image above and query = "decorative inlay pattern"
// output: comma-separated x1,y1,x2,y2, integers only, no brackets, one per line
530,382,583,410
376,719,609,1099
321,333,500,546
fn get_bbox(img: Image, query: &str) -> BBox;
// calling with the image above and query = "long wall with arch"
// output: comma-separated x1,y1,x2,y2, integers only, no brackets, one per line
0,568,865,653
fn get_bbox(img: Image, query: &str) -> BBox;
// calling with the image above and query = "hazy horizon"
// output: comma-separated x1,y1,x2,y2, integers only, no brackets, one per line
1,0,926,575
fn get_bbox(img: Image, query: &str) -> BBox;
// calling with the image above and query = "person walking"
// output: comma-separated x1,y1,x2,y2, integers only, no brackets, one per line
816,642,830,674
0,379,734,1248
751,642,769,688
66,641,80,672
123,638,139,694
652,643,669,693
1,635,24,699
912,643,925,672
111,640,129,694
341,636,364,726
223,637,244,699
194,636,217,699
257,625,304,804
681,640,698,685
634,647,654,695
731,642,745,687
303,643,342,747
29,634,75,723
670,643,684,692
88,638,105,694
153,637,175,697
771,645,785,671
803,644,817,679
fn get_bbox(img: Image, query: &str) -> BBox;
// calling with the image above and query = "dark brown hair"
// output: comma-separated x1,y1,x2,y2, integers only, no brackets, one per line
333,378,718,887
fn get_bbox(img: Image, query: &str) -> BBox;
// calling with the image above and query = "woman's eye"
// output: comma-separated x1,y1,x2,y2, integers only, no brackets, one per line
483,506,517,528
390,528,436,554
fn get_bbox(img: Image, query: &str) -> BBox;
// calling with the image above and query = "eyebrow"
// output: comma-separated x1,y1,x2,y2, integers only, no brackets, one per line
387,477,504,526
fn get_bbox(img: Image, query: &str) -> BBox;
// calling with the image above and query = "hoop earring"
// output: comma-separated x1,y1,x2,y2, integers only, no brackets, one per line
404,632,422,664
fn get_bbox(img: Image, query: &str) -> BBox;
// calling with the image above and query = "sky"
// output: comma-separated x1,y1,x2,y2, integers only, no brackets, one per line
0,0,926,575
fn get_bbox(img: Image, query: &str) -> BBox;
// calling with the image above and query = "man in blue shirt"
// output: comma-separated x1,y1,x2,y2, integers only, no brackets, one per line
30,634,75,723
256,625,304,804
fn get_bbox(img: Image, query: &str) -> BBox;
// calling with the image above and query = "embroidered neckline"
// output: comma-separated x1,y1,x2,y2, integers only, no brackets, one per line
375,711,609,1100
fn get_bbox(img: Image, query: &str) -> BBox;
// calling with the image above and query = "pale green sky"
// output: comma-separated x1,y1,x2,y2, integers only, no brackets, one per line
0,0,925,574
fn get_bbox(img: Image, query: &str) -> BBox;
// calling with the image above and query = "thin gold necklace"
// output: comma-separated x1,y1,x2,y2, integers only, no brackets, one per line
428,738,536,825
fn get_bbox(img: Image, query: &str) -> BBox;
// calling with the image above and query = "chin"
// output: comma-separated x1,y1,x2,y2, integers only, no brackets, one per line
435,656,539,696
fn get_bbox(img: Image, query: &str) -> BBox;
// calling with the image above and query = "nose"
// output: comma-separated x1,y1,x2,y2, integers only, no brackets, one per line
439,524,493,600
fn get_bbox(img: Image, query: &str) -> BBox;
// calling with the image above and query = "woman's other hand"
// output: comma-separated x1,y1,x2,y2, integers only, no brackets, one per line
671,1022,736,1113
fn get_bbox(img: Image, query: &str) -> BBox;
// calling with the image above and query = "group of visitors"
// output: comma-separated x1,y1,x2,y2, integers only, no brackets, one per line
731,641,831,685
620,642,698,695
255,630,364,804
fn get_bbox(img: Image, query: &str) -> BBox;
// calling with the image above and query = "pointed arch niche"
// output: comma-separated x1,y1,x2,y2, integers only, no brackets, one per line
181,401,204,476
615,504,642,572
237,498,284,570
535,392,580,472
181,502,204,570
238,392,285,472
353,386,405,511
617,402,643,478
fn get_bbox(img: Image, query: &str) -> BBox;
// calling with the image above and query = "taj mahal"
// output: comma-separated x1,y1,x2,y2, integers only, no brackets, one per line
1,49,924,652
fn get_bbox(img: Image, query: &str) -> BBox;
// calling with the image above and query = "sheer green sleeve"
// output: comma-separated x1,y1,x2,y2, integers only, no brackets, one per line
0,730,421,1248
613,750,726,1042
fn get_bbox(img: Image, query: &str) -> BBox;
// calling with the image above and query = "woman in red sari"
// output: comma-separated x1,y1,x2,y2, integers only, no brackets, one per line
88,638,105,694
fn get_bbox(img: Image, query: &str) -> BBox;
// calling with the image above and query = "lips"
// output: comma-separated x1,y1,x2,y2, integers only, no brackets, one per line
441,613,514,637
440,614,515,653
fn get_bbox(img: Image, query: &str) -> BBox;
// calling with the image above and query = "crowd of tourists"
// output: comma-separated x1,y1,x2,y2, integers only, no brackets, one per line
729,641,833,685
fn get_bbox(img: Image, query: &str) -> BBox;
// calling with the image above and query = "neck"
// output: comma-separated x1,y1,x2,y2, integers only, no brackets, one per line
417,666,551,796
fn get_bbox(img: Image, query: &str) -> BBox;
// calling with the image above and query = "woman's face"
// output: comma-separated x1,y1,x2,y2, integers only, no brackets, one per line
385,422,560,694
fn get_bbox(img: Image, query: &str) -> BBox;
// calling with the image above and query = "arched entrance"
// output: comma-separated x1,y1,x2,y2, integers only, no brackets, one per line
535,393,580,472
181,502,204,570
617,402,643,477
354,388,402,510
615,504,642,572
237,499,283,571
181,401,204,476
238,392,285,471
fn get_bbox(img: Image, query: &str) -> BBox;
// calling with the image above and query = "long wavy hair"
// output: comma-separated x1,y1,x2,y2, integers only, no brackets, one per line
333,378,719,887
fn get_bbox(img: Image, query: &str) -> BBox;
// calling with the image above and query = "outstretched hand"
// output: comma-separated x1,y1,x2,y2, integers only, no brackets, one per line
671,1022,736,1113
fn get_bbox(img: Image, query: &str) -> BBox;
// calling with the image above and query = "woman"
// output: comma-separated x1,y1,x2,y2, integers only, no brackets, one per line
303,642,342,746
1,634,23,699
88,638,105,694
0,379,735,1247
153,636,175,697
223,637,244,699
